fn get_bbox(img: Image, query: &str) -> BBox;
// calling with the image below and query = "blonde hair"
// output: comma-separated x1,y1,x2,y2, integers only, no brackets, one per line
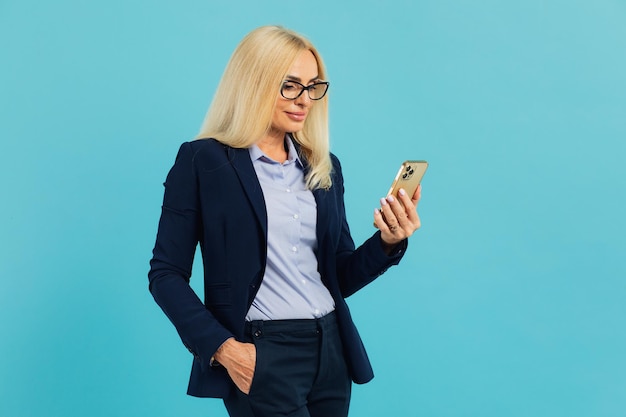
197,26,332,190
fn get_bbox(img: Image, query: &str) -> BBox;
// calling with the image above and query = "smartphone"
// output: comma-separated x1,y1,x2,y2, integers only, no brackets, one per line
386,160,428,199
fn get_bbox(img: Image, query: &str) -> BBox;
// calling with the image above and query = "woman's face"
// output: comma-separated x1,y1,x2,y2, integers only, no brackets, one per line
270,50,320,138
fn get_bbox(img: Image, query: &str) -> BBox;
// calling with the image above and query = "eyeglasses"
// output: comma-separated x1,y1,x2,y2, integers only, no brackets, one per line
280,80,330,100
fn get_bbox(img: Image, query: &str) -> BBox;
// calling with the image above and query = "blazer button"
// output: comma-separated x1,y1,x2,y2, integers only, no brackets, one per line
253,330,262,338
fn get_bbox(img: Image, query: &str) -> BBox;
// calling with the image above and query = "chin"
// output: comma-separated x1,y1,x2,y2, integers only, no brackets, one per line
280,124,303,134
291,121,306,131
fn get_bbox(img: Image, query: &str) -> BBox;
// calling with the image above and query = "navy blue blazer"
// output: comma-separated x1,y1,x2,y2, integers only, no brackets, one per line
148,138,407,398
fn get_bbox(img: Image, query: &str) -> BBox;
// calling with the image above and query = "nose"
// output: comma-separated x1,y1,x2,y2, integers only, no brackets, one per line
294,90,312,107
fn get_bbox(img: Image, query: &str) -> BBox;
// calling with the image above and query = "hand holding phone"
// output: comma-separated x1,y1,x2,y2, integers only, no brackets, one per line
374,160,427,230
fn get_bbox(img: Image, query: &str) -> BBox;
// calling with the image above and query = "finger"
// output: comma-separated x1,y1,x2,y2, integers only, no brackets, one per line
374,205,402,239
373,208,387,231
374,208,402,246
385,194,412,231
397,188,416,211
381,203,409,244
379,197,401,231
396,188,419,225
374,204,394,233
242,357,256,394
411,184,422,206
228,343,256,394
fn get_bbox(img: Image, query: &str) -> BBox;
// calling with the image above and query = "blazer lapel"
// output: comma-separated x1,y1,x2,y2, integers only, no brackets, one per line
313,187,329,244
227,146,268,239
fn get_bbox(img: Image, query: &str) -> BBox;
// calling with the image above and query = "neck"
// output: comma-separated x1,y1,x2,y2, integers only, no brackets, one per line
257,131,288,163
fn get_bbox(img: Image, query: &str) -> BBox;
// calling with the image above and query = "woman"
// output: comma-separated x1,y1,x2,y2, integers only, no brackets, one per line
148,25,422,417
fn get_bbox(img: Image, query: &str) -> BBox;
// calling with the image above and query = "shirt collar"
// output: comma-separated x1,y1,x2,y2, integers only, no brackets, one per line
249,135,303,168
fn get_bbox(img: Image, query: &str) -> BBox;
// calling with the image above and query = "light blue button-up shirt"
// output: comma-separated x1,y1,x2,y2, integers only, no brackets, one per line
245,138,335,321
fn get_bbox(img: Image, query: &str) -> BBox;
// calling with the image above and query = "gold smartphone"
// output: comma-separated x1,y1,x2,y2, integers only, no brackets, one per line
386,160,428,199
374,160,428,228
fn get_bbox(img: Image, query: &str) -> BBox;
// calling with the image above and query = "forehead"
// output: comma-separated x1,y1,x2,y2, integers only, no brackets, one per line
285,50,319,81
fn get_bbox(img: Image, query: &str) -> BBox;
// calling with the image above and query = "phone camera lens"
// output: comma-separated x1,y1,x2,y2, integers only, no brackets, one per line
409,168,414,175
405,166,411,172
402,173,408,179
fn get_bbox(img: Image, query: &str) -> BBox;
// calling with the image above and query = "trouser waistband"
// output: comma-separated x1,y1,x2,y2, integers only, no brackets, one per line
244,311,337,336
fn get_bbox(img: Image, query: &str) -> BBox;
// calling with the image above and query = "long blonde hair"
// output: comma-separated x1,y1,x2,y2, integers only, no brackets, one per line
197,26,332,190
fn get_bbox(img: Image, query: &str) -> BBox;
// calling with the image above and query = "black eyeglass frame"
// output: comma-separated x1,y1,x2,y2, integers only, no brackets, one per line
280,80,330,101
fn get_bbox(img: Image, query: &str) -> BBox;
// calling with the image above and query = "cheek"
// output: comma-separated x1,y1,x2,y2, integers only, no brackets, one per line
273,103,292,120
271,108,284,126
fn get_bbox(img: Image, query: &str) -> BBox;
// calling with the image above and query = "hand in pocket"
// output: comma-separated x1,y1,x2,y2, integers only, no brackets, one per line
214,338,257,394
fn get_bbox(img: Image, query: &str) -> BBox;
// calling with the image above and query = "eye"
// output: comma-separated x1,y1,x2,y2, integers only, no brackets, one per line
282,82,298,91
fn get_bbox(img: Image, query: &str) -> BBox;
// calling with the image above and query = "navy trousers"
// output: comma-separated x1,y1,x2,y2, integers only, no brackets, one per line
223,312,352,417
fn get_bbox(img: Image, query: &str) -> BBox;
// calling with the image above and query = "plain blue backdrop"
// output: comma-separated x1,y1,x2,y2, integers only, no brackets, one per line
1,1,625,416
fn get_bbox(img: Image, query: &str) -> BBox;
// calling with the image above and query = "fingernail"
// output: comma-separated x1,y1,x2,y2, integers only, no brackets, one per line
374,208,380,215
399,188,406,196
387,195,395,203
380,198,387,206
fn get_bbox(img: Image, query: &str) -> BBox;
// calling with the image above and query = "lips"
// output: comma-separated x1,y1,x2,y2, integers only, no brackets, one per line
286,111,307,121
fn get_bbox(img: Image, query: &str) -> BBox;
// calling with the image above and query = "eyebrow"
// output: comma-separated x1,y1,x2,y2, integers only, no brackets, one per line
285,75,321,83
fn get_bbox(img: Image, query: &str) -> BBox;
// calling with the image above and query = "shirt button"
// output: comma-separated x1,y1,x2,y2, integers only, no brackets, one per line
301,279,306,284
286,188,291,193
293,214,299,219
292,246,298,252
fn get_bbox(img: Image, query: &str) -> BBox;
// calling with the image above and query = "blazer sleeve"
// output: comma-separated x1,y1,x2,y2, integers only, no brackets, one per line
331,155,408,297
148,142,234,371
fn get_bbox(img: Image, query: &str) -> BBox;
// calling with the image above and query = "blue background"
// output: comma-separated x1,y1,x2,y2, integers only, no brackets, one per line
1,1,625,416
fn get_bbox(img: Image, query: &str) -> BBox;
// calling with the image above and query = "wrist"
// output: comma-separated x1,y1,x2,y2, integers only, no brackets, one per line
380,238,397,255
380,235,407,256
211,337,235,367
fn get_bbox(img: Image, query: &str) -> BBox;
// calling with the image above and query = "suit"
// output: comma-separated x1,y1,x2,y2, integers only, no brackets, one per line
148,138,407,398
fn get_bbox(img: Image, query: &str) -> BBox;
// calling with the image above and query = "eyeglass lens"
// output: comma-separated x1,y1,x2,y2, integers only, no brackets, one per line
281,81,328,100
